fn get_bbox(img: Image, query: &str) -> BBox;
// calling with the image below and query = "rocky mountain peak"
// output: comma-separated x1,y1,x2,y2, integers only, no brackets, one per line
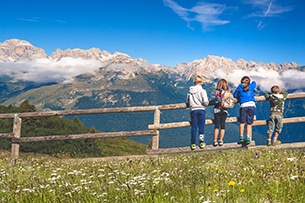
0,39,47,62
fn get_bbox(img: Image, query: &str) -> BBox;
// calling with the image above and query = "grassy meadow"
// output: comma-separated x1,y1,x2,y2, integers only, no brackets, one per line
0,147,304,203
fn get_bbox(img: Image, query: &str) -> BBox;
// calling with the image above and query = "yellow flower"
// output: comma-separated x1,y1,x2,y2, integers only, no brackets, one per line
154,180,160,184
228,181,236,186
240,189,245,193
213,189,218,193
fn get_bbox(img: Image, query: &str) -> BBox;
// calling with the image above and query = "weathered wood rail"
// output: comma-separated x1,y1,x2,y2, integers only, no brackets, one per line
0,92,305,159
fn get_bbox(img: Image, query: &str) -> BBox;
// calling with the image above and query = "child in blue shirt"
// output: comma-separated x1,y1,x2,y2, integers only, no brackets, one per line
233,76,256,144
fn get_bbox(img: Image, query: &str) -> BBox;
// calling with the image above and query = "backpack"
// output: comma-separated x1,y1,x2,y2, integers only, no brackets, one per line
221,91,235,109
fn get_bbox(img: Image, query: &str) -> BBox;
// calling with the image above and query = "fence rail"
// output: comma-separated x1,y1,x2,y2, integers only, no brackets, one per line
1,92,305,159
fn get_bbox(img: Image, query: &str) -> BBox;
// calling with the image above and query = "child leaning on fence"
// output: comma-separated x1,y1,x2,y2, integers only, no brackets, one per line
264,85,288,146
233,76,256,145
186,75,209,150
208,78,232,147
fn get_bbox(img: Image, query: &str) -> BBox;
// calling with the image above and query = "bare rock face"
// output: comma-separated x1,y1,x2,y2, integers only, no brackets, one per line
0,39,48,61
50,48,112,61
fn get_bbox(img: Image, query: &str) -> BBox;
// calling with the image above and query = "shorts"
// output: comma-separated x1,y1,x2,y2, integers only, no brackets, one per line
267,114,283,134
239,106,255,124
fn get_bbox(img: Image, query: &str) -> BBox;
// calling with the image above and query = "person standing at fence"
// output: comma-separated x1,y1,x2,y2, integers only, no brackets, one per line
186,75,209,150
209,78,231,147
264,85,288,146
233,76,256,145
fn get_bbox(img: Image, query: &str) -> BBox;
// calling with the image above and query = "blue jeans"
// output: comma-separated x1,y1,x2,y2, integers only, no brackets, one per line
190,110,206,144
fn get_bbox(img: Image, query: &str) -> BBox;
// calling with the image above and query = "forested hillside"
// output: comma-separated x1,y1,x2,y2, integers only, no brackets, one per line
0,100,147,158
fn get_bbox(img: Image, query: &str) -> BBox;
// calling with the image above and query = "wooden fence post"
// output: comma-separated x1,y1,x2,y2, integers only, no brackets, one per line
151,107,160,150
11,114,22,159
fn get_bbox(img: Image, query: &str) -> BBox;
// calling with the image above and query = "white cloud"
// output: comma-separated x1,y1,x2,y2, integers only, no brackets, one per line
163,0,230,30
211,67,305,92
0,58,103,83
281,69,305,90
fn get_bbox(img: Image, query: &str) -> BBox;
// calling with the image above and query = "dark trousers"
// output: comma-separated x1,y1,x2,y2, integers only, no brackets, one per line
190,110,206,144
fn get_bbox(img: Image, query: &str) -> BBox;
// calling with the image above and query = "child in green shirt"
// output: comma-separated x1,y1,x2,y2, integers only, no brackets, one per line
264,85,288,146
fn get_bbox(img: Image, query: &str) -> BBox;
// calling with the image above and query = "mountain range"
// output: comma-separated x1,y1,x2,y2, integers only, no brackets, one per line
0,39,304,148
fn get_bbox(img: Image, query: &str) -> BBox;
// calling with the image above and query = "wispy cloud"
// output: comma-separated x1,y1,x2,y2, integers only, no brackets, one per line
264,1,273,17
242,0,294,29
18,17,67,24
163,0,230,31
18,18,40,22
163,0,294,31
53,19,67,24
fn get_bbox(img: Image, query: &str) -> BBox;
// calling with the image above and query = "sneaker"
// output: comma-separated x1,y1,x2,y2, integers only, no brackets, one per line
246,136,251,145
273,140,281,145
199,134,205,142
238,136,244,144
218,140,224,146
266,140,271,146
190,144,196,150
199,142,206,149
213,141,218,147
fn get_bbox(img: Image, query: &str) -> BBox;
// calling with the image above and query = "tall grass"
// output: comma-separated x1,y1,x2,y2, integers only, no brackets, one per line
0,148,304,202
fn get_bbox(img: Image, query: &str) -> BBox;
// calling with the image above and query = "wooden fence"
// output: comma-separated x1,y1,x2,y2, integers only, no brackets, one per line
1,92,305,159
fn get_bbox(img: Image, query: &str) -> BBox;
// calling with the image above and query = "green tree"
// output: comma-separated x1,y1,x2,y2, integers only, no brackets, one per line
17,100,36,112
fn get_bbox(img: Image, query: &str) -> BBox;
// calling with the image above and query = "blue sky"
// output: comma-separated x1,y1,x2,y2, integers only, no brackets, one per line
1,0,305,67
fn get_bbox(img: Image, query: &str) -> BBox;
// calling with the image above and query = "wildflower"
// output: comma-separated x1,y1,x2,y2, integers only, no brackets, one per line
134,189,141,195
22,188,33,193
213,189,218,193
240,189,245,193
154,180,160,184
287,157,295,162
228,181,236,186
65,192,72,197
290,175,298,180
